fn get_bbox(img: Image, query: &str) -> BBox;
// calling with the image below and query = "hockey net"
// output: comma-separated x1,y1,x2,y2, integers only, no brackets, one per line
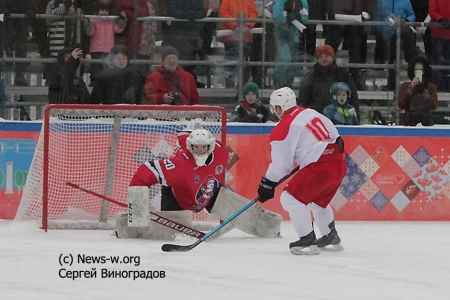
15,104,227,231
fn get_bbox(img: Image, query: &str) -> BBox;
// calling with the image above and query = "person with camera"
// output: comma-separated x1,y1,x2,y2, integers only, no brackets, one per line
47,47,90,104
144,47,201,105
397,55,438,126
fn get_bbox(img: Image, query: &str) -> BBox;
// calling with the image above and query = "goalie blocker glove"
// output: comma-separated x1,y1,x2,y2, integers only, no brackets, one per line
258,177,277,203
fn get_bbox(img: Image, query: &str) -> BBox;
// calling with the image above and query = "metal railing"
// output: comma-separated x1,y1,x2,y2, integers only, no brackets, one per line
2,12,449,124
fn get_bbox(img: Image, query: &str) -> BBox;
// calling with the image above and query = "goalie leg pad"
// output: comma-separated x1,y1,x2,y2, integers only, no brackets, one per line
115,210,193,240
127,186,150,227
115,212,143,239
211,187,282,238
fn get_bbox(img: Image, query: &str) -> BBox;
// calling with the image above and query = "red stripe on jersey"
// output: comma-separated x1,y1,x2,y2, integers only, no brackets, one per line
270,106,306,142
129,164,160,187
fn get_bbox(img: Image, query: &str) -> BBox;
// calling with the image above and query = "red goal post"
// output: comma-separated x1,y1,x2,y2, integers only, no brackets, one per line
15,104,227,231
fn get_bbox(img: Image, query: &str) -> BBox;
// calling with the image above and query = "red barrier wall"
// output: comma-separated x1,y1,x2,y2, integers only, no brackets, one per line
1,125,450,221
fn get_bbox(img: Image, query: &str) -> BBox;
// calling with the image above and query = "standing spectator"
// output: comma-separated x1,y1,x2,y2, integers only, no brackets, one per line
230,82,270,123
84,3,127,86
323,0,375,91
198,0,220,59
163,0,206,83
298,45,360,120
45,0,77,59
47,47,90,104
429,0,450,92
0,0,39,86
91,45,145,104
136,0,157,80
0,77,6,118
219,0,259,87
411,0,432,61
397,55,438,126
115,0,149,75
44,0,77,85
373,0,419,91
300,0,324,58
272,0,309,89
323,82,359,125
144,46,201,105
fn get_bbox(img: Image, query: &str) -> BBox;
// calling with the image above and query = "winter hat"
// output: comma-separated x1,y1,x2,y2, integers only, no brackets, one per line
316,45,335,59
330,82,351,98
243,82,260,98
161,46,179,61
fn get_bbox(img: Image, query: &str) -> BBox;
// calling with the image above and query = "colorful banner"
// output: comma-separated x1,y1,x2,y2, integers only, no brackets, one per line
1,122,450,221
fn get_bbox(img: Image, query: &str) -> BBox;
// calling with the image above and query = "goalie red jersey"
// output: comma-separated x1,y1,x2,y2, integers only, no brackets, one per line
130,139,228,212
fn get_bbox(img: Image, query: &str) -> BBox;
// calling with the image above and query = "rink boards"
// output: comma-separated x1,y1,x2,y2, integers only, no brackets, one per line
1,121,450,221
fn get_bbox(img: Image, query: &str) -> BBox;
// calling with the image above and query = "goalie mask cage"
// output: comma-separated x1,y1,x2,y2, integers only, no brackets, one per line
14,104,227,231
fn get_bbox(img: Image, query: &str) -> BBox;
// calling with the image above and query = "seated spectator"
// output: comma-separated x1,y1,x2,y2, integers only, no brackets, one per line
144,47,201,105
230,82,270,123
84,3,127,86
91,45,145,104
47,47,91,104
298,45,360,121
323,82,358,125
397,55,438,126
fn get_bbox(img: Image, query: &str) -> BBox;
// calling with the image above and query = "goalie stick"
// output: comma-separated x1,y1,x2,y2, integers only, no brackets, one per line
66,182,205,239
161,166,300,252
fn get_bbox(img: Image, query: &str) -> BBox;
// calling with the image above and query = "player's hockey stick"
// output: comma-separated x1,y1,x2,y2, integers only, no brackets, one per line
66,182,205,239
161,166,300,252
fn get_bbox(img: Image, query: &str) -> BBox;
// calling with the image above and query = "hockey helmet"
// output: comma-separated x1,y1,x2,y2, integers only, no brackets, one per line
176,119,205,150
186,129,216,166
269,87,297,117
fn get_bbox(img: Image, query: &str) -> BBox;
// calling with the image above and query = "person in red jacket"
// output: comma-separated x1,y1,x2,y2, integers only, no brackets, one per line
115,0,149,54
144,47,201,105
429,0,450,92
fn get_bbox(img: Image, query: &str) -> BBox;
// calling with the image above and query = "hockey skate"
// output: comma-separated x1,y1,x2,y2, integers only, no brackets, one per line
317,221,344,251
289,231,319,255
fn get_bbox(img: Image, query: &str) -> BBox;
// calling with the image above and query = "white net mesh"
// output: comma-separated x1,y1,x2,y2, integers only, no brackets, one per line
15,105,226,230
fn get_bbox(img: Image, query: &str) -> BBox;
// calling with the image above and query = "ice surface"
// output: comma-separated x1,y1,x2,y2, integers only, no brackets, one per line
1,220,450,300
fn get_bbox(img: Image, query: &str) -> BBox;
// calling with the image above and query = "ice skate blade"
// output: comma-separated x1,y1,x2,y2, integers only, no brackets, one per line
320,243,344,252
290,245,320,255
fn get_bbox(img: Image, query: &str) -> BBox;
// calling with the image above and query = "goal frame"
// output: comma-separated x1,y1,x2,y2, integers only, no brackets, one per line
41,104,227,231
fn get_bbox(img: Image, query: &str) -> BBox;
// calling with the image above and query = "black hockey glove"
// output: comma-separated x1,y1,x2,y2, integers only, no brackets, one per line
258,177,277,203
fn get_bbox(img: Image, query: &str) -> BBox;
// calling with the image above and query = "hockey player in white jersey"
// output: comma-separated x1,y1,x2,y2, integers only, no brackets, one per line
257,87,347,255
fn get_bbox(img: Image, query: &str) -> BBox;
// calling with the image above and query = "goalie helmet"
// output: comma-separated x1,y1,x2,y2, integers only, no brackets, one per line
269,87,297,117
178,118,205,134
186,129,216,167
176,118,206,150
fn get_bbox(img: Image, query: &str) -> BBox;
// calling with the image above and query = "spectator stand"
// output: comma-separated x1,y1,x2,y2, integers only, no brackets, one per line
1,13,450,124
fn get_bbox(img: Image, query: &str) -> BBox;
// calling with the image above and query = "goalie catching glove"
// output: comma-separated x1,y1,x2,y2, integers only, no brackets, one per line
258,177,277,202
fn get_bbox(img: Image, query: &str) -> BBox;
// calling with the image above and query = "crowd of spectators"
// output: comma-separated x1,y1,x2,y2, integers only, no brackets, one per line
0,0,448,126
